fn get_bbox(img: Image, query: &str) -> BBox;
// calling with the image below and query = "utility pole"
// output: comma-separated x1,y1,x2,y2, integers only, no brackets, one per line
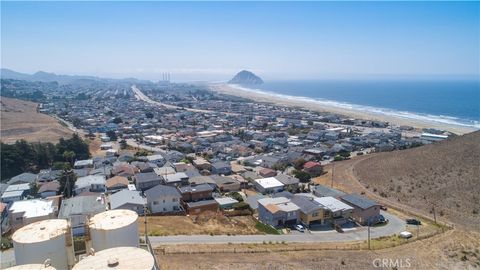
432,204,437,224
144,204,148,243
367,223,371,250
331,163,335,188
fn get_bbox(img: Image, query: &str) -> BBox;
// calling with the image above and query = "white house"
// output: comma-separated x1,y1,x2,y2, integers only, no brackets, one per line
144,185,182,214
254,177,285,194
74,175,106,195
9,199,56,230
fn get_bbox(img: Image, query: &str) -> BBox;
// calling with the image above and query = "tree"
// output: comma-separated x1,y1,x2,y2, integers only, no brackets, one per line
229,192,244,202
59,166,76,198
106,130,118,141
63,150,76,166
112,117,123,124
120,139,128,149
233,201,250,211
293,170,311,183
292,158,307,170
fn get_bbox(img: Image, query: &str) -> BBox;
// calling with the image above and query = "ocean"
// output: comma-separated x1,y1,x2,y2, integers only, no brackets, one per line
231,80,480,129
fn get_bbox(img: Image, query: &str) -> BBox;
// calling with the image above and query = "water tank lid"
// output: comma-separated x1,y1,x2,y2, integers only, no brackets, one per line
89,209,138,230
72,247,154,270
12,219,68,243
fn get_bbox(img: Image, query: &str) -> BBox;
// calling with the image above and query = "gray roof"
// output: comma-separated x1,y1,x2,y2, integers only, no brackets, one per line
275,174,300,185
290,195,323,214
134,172,161,183
313,185,346,198
186,199,218,208
144,185,181,200
8,173,37,184
188,176,216,186
58,195,106,217
340,194,379,210
179,184,214,194
109,190,146,209
245,194,267,210
272,191,293,199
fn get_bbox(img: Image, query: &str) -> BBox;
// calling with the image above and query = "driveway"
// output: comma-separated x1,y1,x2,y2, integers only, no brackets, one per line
149,211,404,247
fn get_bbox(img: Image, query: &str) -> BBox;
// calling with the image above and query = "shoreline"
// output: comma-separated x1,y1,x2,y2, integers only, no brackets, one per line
208,83,477,135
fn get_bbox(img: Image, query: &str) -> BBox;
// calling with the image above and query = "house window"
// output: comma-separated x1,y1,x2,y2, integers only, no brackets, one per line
163,208,167,211
172,198,177,202
312,212,318,217
163,199,165,203
153,201,159,205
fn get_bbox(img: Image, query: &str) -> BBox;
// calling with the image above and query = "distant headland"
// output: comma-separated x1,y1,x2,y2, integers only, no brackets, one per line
228,70,264,85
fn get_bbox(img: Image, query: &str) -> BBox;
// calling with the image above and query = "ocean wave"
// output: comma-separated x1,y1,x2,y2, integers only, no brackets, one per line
228,84,480,130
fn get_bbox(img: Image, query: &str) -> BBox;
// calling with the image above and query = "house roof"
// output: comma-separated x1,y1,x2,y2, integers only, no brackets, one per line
254,177,284,189
106,176,129,189
144,185,181,199
8,173,37,184
315,196,353,213
109,189,146,209
313,185,346,198
9,199,54,218
186,199,218,208
162,172,188,184
75,175,106,189
38,181,60,193
275,174,300,185
134,172,161,183
290,195,323,214
179,184,214,194
340,194,379,210
58,195,106,217
214,197,239,206
189,176,216,186
304,161,321,169
5,183,31,193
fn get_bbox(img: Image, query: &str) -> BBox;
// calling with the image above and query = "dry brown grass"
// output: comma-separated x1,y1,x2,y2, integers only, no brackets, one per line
139,212,261,236
355,131,480,231
0,97,72,144
156,230,480,270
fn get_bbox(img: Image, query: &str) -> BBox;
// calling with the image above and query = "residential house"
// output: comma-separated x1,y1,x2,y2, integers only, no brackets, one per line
257,197,300,227
58,195,106,235
303,161,323,177
1,183,31,203
7,173,37,185
254,177,284,194
215,197,239,210
74,159,94,169
211,175,241,192
179,184,214,202
315,196,354,225
161,172,189,186
146,154,166,167
259,168,277,178
109,189,146,214
134,172,162,191
312,184,346,198
211,161,232,175
105,176,129,192
290,195,327,227
74,175,106,195
9,199,57,230
340,194,381,225
38,181,60,198
192,157,212,171
144,185,182,214
274,174,300,191
185,199,218,215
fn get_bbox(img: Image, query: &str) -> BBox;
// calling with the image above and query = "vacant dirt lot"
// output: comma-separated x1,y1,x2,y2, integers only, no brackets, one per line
0,97,72,143
140,212,261,236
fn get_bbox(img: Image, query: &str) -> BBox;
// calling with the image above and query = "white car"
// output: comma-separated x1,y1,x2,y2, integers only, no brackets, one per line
295,224,305,232
399,231,413,239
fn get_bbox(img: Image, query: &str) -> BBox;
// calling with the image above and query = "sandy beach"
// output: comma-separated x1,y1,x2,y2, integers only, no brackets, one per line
209,83,477,135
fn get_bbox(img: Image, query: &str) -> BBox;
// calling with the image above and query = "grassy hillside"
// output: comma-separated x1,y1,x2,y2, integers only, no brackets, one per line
355,131,480,231
0,97,72,144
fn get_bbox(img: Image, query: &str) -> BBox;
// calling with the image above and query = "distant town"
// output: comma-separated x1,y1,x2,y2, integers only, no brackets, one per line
0,74,458,268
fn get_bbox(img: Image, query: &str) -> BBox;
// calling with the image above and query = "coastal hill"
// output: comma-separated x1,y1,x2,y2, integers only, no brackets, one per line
228,70,264,85
0,97,72,144
355,131,480,230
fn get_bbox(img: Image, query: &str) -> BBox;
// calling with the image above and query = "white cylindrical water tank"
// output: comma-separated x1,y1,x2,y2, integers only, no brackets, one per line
12,219,69,270
73,247,154,270
5,264,56,270
88,209,139,251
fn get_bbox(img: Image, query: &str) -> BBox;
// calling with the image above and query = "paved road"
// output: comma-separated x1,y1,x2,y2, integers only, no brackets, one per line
132,85,239,116
149,211,404,247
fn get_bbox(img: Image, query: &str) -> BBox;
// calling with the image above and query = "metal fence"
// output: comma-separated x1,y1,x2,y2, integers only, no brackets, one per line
145,235,160,270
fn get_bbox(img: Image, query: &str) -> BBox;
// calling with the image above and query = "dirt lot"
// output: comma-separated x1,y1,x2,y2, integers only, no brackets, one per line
0,97,72,143
140,212,261,236
156,229,479,270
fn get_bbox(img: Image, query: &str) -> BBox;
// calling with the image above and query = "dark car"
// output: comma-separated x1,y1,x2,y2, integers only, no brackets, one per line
406,218,421,225
380,205,387,211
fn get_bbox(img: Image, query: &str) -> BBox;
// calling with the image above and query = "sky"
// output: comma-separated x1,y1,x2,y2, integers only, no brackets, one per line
1,1,479,82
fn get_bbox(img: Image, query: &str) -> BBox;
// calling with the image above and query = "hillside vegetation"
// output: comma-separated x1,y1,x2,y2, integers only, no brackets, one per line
355,131,480,230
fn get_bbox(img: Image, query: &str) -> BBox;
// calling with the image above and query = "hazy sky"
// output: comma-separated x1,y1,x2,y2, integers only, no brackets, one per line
1,1,479,81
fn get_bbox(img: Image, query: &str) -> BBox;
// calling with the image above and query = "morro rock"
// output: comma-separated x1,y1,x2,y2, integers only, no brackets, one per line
228,70,264,85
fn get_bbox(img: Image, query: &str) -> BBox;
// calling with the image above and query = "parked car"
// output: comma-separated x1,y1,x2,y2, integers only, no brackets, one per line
295,224,305,232
406,218,421,225
399,231,413,239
